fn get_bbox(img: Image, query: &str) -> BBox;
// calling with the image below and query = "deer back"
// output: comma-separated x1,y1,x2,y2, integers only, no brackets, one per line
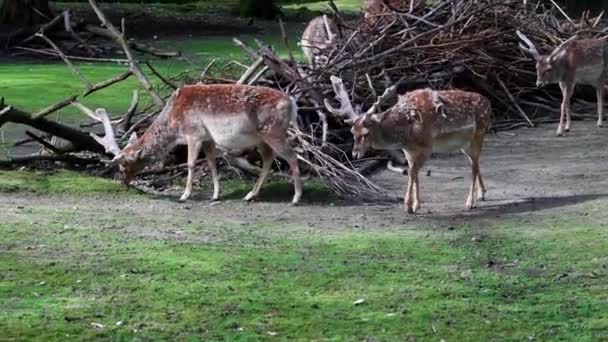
125,84,296,157
374,89,491,152
548,38,607,84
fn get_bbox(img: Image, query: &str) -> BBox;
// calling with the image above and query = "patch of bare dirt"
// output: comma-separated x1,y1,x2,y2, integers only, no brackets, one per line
2,122,608,241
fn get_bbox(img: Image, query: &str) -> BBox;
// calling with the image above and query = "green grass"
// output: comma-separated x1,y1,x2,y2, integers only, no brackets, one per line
283,0,361,13
0,170,134,195
1,197,607,340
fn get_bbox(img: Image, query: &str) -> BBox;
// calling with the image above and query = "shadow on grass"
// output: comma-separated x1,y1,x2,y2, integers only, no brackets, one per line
451,193,608,219
156,179,342,205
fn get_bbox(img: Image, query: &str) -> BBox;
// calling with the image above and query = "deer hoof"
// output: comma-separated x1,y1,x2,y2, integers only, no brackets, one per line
564,127,570,133
406,206,414,214
556,131,564,137
597,121,604,128
243,192,256,202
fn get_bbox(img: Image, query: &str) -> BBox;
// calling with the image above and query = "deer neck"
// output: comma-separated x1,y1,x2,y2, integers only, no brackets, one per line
130,114,178,163
368,118,409,150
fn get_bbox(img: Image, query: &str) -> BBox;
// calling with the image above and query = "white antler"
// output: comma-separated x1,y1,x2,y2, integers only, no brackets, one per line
366,85,397,115
73,101,121,155
516,30,541,59
323,15,337,42
324,76,358,120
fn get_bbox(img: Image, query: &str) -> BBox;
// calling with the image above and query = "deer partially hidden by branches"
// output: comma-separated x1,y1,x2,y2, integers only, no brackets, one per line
362,0,418,19
300,15,338,67
85,84,303,205
324,76,492,213
517,30,608,136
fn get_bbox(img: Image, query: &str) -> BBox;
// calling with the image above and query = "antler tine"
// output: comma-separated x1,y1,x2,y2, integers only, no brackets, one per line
94,108,122,155
516,30,541,59
323,15,337,42
72,101,121,155
548,34,579,60
366,85,397,115
323,75,358,119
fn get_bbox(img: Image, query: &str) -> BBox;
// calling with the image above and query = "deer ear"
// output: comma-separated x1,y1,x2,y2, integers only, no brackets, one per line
127,132,138,145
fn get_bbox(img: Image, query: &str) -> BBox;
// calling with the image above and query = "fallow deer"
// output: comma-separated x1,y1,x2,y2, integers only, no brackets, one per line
362,0,416,19
300,15,338,67
517,30,608,136
86,84,303,205
324,76,492,213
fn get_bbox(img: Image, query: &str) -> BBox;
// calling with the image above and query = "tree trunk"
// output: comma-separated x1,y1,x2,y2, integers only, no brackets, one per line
0,0,52,26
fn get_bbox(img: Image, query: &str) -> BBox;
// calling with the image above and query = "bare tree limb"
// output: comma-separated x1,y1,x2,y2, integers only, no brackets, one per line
35,33,93,89
87,0,165,107
33,95,78,119
83,70,133,97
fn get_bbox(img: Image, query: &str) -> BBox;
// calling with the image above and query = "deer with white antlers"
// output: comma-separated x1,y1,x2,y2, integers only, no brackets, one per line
85,84,302,205
324,76,492,213
517,30,608,136
300,15,338,67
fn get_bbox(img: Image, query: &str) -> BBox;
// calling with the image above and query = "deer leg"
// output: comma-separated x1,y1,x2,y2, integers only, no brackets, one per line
597,86,604,127
202,142,220,201
558,81,573,135
477,172,487,201
462,147,481,210
180,136,203,202
265,138,302,205
403,150,425,214
244,144,274,202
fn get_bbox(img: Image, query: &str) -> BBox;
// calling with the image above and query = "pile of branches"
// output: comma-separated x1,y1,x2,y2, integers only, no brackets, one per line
227,0,607,134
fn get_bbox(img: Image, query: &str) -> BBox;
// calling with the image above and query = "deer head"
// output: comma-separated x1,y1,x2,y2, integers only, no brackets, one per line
323,76,396,158
82,106,143,184
517,30,578,87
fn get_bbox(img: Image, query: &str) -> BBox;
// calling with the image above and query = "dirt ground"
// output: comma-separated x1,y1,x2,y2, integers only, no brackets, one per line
2,121,607,235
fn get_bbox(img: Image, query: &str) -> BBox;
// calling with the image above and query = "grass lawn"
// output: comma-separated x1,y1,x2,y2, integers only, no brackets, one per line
0,171,607,340
283,0,362,13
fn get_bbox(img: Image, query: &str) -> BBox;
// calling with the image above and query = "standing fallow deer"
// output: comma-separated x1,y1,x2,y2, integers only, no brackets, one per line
300,15,338,67
324,76,492,213
517,30,608,136
86,84,303,205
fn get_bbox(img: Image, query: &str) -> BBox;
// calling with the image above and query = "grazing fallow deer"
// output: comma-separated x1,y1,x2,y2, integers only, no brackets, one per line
517,30,608,136
300,15,338,67
87,84,303,205
324,76,492,213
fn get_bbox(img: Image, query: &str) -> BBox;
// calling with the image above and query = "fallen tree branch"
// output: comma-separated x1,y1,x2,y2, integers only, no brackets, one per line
33,95,78,119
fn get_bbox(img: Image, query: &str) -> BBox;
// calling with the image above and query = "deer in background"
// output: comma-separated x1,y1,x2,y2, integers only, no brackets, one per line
362,0,418,19
324,76,492,213
86,84,302,205
300,15,338,67
517,30,608,136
